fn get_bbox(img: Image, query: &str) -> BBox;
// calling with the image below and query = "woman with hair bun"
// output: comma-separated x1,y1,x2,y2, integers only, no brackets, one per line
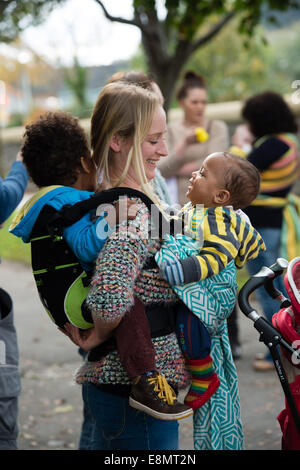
159,71,229,207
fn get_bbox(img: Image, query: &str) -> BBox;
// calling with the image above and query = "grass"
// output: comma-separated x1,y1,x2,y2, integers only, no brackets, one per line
0,212,31,265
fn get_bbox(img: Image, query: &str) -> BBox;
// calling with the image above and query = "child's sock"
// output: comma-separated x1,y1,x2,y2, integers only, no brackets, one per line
184,356,220,410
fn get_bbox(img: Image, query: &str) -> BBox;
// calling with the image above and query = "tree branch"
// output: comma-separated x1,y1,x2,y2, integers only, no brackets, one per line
190,11,236,53
93,0,141,28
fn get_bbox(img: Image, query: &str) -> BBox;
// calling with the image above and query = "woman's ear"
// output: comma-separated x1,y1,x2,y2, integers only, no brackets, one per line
110,133,122,153
213,189,230,206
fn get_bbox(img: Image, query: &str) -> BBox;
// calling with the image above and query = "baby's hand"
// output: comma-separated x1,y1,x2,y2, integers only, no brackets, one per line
160,259,184,286
16,150,23,162
159,255,202,285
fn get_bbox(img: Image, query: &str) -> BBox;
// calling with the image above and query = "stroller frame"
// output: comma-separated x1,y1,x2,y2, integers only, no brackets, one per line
238,258,300,438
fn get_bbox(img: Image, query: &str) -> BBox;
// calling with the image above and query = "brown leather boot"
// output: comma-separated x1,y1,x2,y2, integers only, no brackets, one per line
129,373,193,421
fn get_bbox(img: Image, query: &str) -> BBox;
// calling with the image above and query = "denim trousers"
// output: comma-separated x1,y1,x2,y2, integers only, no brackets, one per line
80,383,179,450
246,227,287,361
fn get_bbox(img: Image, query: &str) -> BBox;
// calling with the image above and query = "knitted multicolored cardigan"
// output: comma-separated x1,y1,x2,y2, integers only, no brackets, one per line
76,198,190,389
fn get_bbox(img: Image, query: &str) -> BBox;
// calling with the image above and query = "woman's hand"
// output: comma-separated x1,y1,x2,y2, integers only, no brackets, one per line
184,128,198,146
174,128,198,159
115,198,141,224
59,315,122,351
59,324,105,351
102,198,141,229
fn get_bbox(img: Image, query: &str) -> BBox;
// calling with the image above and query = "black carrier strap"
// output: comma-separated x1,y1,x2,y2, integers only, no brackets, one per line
46,187,182,238
30,187,179,335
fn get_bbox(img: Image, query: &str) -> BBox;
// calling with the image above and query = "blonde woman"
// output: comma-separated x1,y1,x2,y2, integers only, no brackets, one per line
65,82,191,450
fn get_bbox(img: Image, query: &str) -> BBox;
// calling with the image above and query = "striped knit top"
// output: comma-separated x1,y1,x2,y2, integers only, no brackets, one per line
255,134,299,193
245,133,300,228
76,197,190,389
184,204,265,279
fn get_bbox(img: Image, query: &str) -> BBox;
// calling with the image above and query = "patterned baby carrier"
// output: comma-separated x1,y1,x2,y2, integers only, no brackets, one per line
156,234,244,450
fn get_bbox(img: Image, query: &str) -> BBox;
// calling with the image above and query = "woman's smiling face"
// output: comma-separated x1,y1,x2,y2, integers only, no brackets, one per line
140,105,168,181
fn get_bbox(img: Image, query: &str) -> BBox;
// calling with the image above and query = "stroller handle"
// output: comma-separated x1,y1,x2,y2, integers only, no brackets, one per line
264,258,291,306
239,258,300,439
238,258,289,320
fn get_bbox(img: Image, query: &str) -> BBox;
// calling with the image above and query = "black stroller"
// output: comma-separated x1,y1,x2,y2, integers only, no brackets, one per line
238,257,300,450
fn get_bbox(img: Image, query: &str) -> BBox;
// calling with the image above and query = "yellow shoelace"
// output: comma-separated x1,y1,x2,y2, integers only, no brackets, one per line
147,375,176,405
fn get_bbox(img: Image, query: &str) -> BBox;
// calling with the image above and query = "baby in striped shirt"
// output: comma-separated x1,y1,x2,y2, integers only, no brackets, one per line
157,152,265,409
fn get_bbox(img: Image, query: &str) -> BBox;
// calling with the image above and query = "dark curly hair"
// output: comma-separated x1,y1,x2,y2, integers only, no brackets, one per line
21,111,90,187
223,152,260,209
242,91,298,139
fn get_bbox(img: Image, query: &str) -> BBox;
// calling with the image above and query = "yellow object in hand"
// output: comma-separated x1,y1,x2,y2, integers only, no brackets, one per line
195,127,209,143
229,145,247,158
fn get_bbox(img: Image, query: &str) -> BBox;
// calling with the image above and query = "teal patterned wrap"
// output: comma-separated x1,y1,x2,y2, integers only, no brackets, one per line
156,234,244,450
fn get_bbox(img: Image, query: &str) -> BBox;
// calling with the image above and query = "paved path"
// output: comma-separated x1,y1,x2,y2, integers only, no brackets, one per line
0,259,285,450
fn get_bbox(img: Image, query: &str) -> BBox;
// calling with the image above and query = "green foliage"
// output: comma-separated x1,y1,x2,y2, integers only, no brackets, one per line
132,0,299,41
64,57,89,109
63,57,93,118
184,19,270,102
65,103,93,120
130,14,300,105
7,113,24,128
177,17,299,103
1,0,299,111
266,22,300,85
0,0,66,43
133,0,156,10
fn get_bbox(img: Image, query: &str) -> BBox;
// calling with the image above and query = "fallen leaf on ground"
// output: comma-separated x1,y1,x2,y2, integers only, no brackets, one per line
41,404,74,417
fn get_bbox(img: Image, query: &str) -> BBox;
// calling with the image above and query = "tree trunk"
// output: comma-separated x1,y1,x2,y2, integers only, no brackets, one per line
141,34,191,113
94,1,235,112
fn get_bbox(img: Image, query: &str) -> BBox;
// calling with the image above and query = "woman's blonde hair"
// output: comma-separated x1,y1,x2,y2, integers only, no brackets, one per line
91,81,162,204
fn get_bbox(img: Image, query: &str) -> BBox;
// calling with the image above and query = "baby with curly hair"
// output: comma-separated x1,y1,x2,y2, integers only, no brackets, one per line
11,111,105,269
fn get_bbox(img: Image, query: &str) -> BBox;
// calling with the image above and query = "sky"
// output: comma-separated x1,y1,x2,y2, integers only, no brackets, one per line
20,0,143,67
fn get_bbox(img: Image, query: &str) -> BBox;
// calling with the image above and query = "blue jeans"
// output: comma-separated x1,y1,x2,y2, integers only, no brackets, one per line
81,383,179,450
78,385,94,450
247,227,287,361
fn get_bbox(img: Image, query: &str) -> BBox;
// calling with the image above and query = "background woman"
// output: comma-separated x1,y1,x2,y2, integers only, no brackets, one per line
234,91,300,371
159,71,229,207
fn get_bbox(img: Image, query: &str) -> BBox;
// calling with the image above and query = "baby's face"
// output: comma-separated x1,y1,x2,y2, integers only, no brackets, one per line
186,153,227,207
